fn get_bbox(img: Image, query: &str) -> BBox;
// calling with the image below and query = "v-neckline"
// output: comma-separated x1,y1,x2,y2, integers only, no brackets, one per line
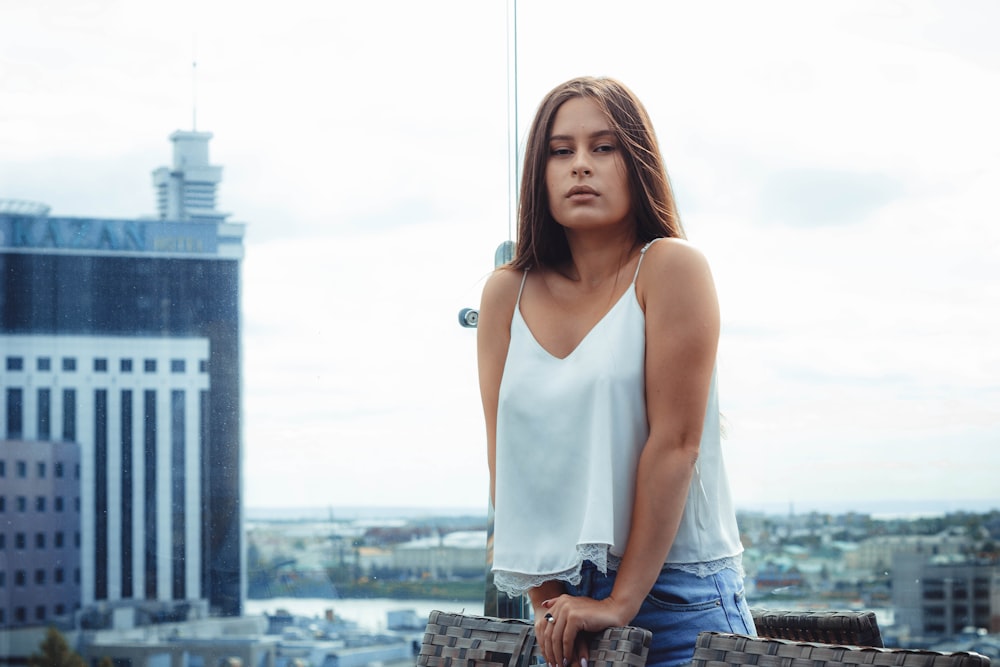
515,282,637,361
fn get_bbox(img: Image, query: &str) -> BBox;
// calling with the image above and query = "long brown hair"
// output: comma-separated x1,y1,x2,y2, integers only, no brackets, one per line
511,76,685,271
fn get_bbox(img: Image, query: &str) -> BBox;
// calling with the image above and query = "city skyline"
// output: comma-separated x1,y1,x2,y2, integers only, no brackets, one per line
1,1,997,513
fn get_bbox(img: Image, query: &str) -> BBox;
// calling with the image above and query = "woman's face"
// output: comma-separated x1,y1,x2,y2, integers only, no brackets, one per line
545,96,633,233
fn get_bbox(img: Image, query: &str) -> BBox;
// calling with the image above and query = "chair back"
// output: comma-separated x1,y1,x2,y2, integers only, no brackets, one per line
692,632,991,667
750,608,884,647
418,610,651,667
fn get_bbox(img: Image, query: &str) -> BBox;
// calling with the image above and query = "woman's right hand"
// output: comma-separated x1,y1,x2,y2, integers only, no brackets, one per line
536,608,590,667
529,582,576,667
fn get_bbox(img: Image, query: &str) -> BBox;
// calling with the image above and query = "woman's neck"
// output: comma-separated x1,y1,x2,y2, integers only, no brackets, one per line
558,228,641,287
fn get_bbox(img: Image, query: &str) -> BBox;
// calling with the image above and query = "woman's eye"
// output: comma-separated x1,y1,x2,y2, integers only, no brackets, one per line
595,144,615,153
550,147,572,156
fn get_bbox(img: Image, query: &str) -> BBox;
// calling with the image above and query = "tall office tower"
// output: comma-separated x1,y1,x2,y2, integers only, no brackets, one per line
0,130,246,624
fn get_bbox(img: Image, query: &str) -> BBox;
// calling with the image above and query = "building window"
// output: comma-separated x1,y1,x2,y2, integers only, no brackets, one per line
16,461,27,478
6,356,24,371
171,359,186,373
37,462,46,478
74,532,81,548
36,496,46,512
75,463,80,479
34,570,45,585
15,608,26,623
0,533,5,548
120,358,133,373
121,388,134,598
6,388,23,439
62,357,77,372
144,358,157,373
63,389,76,441
74,496,80,511
0,461,4,476
55,462,64,478
55,532,64,548
35,533,45,549
55,604,65,616
15,533,26,549
55,569,65,583
95,388,108,600
0,571,4,586
94,358,108,372
15,571,26,586
35,606,45,621
0,496,5,512
55,496,65,512
37,357,51,371
38,388,51,440
16,496,27,512
199,359,209,373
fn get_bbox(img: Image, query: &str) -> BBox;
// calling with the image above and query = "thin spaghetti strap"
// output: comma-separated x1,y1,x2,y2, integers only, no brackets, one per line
515,269,529,308
632,239,660,282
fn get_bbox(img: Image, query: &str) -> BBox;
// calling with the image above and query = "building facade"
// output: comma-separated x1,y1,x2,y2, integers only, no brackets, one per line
0,439,81,627
0,130,245,623
893,552,1000,640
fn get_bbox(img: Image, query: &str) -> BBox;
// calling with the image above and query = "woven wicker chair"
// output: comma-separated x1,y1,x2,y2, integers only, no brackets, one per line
750,608,884,647
418,609,651,667
692,632,992,667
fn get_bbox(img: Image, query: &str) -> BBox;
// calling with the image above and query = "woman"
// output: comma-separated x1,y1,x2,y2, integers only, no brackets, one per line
477,77,754,667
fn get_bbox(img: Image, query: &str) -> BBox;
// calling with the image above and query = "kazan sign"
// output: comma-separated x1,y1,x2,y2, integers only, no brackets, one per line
0,216,219,255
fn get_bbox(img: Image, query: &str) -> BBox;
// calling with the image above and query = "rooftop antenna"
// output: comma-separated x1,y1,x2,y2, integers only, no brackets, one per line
192,34,198,131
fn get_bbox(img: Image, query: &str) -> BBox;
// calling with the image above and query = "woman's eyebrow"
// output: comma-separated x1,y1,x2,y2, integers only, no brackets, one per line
548,129,616,142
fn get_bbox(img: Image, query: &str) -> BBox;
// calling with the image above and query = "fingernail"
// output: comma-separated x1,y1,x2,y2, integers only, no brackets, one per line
581,660,588,667
563,661,568,667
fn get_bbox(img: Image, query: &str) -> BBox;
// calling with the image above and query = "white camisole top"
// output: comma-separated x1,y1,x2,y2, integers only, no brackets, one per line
491,240,743,597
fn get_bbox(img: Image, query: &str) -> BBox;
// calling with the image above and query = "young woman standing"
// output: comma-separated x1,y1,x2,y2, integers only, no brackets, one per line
477,77,754,667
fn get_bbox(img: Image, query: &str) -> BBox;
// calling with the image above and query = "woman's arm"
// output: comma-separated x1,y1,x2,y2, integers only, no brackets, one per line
542,239,721,666
476,267,520,506
478,268,573,656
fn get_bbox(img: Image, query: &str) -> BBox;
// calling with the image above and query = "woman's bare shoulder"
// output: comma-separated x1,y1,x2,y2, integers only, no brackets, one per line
645,236,706,262
479,266,524,320
481,266,523,301
641,237,713,282
637,238,717,316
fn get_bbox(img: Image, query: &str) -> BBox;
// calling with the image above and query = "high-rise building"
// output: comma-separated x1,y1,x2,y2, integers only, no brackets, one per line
0,130,246,624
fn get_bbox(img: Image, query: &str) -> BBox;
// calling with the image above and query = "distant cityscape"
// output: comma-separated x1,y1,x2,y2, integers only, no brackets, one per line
246,505,1000,653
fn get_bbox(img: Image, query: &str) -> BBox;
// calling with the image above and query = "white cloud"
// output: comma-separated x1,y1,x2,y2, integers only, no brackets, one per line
2,0,997,513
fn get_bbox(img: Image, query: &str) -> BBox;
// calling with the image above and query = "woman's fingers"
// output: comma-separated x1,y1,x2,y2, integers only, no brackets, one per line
541,598,579,667
575,632,590,667
535,616,555,667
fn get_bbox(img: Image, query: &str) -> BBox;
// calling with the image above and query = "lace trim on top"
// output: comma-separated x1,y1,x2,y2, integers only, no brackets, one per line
492,546,743,597
669,554,744,578
493,544,617,597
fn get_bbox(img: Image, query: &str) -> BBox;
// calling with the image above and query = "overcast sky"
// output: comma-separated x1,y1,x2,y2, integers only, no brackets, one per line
2,0,998,515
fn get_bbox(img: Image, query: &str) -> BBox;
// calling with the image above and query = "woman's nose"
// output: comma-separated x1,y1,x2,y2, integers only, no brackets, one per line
571,154,592,176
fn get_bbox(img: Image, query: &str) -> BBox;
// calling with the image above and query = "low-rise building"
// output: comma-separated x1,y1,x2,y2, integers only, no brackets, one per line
893,552,1000,641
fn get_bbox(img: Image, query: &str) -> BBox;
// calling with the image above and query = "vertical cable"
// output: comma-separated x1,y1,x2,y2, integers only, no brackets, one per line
506,0,519,244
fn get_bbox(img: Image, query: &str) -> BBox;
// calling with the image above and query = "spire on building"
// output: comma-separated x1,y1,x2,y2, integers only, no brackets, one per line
152,130,229,223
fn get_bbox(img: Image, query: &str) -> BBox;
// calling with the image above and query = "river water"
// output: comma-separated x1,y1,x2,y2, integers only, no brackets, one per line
244,597,479,633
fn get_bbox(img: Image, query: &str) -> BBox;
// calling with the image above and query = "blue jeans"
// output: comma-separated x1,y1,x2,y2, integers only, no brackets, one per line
565,561,756,667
